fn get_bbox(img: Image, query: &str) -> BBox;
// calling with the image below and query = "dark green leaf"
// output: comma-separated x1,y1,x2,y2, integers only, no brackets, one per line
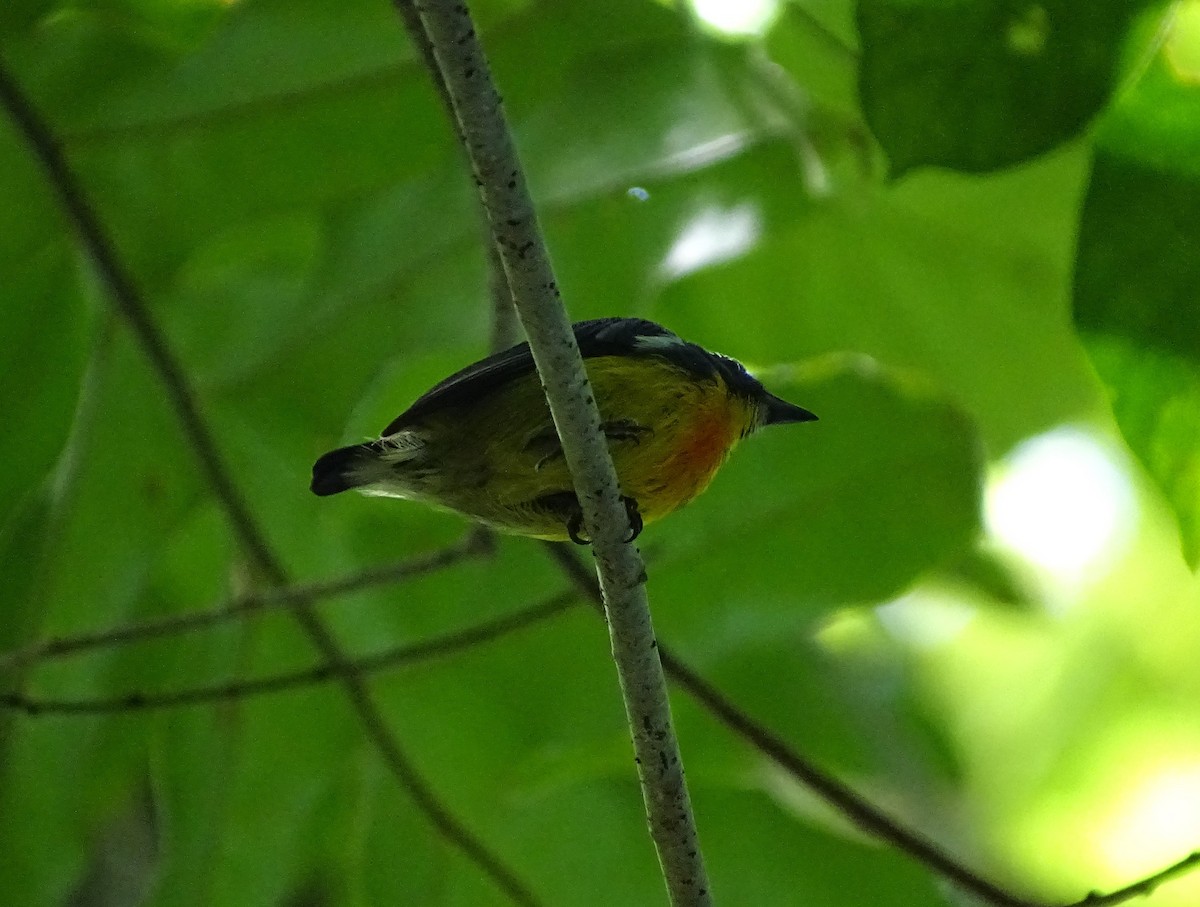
858,0,1148,173
1076,155,1200,360
655,356,983,631
1074,17,1200,565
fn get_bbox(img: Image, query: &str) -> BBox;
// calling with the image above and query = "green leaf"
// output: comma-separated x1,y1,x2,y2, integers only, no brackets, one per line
767,1,861,117
699,788,945,906
1074,12,1200,565
1084,338,1200,566
650,139,1095,450
0,119,95,531
1076,155,1200,360
0,333,205,906
654,356,983,634
0,0,56,40
143,513,246,907
7,0,1200,903
858,0,1148,174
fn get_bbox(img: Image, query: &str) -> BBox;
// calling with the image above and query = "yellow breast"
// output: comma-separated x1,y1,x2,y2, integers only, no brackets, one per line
400,354,756,538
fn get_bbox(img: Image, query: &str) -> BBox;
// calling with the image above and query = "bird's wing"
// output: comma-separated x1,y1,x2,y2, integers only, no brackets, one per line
381,318,681,435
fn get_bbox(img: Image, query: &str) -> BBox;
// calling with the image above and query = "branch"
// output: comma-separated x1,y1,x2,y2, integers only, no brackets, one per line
1067,853,1200,907
407,2,711,902
0,542,476,672
658,648,1036,906
543,543,1200,907
2,591,577,715
0,58,539,907
0,67,283,584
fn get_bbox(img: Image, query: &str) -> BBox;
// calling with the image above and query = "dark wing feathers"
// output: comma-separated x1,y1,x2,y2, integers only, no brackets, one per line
382,318,691,435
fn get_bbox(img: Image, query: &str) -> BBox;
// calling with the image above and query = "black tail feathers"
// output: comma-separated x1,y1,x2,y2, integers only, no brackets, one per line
311,444,373,496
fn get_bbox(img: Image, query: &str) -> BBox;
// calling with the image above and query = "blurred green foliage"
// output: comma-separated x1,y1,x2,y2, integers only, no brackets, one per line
2,0,1200,905
858,0,1150,173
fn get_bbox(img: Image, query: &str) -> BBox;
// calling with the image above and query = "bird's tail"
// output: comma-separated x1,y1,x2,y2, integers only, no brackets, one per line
311,431,427,496
311,443,378,496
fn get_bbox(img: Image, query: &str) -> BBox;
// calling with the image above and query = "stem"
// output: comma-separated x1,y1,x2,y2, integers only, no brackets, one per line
408,2,711,902
542,543,1200,907
0,57,539,907
0,543,476,671
2,591,577,715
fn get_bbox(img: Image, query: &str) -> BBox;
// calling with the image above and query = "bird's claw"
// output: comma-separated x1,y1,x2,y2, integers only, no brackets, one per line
566,495,643,545
622,496,643,543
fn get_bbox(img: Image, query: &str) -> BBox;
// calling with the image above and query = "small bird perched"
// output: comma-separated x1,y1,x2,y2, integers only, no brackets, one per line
312,317,816,543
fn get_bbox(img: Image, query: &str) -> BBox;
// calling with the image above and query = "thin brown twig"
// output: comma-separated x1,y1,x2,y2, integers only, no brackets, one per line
541,542,1200,907
1067,852,1200,907
0,70,284,585
0,542,477,672
657,647,1037,907
0,58,540,907
1,590,578,716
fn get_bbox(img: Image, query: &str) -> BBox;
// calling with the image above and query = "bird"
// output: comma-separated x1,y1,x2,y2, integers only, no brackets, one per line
311,317,816,543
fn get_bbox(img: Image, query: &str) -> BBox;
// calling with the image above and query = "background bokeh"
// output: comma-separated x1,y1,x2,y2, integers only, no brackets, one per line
2,0,1199,904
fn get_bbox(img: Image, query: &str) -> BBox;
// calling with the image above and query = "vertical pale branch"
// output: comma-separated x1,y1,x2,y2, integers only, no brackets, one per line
408,2,712,903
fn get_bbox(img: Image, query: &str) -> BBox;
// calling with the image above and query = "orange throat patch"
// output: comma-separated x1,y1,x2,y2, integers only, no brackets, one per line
668,402,744,502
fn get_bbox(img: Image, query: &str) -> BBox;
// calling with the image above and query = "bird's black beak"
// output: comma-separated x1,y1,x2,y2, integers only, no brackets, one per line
764,393,818,425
